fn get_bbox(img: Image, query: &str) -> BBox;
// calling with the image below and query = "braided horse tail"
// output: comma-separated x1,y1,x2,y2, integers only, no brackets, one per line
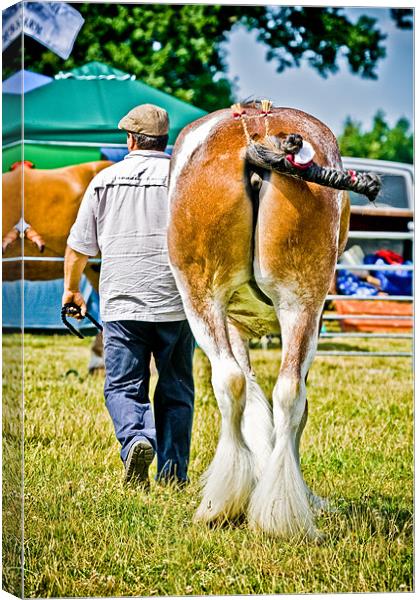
245,133,381,203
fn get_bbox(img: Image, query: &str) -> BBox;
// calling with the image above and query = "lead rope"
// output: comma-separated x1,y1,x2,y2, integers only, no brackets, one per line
61,302,103,339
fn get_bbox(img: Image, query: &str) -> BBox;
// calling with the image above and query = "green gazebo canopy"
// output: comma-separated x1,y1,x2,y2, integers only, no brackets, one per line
3,62,207,147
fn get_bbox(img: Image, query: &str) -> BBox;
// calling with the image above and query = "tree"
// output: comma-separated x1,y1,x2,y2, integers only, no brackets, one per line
3,5,413,112
338,111,413,164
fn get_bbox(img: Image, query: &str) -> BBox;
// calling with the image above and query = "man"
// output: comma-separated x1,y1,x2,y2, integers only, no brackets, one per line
62,104,195,486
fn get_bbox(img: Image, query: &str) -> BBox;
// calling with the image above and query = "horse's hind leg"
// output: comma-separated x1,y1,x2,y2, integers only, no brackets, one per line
227,322,273,479
248,298,323,538
181,298,255,523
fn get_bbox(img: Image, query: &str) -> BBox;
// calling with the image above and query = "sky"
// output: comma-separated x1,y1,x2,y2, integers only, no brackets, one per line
225,7,413,137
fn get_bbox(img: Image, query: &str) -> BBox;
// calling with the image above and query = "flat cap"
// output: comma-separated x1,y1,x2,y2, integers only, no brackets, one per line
118,104,169,136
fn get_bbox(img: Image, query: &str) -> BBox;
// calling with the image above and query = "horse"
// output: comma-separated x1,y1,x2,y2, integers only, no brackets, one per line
2,161,112,371
167,102,380,538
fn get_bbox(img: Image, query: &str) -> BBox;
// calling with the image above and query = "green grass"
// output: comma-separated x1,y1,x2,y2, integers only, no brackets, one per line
3,333,414,597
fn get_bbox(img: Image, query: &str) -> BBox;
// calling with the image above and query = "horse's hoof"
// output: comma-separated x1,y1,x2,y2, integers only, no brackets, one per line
88,352,105,374
193,510,217,525
249,513,323,541
88,367,105,376
194,496,244,525
193,500,224,525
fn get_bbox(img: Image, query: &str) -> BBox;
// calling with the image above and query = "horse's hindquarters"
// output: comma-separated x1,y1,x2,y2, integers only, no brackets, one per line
254,173,342,304
168,106,346,537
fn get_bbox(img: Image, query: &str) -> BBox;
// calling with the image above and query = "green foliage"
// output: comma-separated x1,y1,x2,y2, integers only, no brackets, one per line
339,111,413,164
2,5,412,112
247,7,386,79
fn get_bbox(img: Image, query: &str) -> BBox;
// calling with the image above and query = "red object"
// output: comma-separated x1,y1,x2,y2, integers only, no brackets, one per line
375,249,404,264
334,299,413,333
347,169,357,182
286,154,313,170
10,160,35,170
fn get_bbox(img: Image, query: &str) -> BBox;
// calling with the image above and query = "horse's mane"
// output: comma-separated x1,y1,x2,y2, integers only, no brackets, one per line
240,98,273,110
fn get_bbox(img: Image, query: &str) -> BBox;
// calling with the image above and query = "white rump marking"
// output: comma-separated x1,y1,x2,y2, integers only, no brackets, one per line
169,114,224,199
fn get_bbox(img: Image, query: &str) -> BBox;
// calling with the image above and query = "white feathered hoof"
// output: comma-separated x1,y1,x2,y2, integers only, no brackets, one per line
247,444,321,540
194,439,255,524
248,490,321,540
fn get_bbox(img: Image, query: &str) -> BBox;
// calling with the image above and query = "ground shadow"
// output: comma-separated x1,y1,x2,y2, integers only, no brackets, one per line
251,338,371,354
322,494,413,541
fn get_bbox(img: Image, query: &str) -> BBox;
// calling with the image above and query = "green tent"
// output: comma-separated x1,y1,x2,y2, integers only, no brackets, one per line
2,62,207,171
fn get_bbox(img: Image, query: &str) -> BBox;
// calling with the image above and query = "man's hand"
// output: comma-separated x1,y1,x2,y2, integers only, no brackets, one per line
62,290,87,320
63,245,90,319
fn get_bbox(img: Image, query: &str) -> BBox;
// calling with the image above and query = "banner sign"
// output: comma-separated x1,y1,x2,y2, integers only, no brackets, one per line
2,2,85,59
2,3,21,50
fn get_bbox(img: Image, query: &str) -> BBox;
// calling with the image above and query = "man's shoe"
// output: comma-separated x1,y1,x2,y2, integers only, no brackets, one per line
124,439,154,485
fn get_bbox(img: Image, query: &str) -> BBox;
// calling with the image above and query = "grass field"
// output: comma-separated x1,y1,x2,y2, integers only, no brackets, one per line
2,333,414,597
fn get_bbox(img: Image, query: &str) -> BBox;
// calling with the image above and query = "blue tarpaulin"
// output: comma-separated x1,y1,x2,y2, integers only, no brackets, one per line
100,148,127,162
2,275,101,331
100,146,173,162
336,254,413,297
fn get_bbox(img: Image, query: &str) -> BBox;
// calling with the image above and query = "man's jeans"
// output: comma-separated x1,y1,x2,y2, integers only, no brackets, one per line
103,320,195,482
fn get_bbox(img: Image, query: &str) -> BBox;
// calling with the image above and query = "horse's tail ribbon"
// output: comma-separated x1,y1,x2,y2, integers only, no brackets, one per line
246,133,381,203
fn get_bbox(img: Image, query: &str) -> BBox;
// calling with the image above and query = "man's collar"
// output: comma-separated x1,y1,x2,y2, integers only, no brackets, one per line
124,150,171,160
